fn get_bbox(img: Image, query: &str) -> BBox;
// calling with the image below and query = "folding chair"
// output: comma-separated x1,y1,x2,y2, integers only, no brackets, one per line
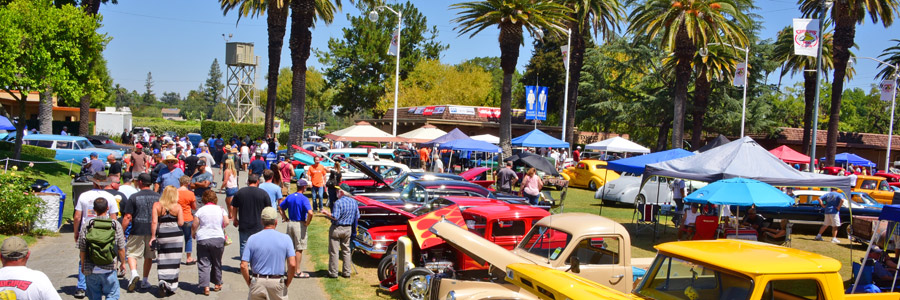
691,216,719,240
545,183,568,214
633,202,658,234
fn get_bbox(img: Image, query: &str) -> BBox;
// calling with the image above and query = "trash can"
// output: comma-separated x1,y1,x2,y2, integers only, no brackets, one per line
34,193,62,232
71,181,94,217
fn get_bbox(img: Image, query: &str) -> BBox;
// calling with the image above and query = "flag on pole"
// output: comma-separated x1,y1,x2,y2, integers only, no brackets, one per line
792,18,819,57
881,79,897,102
733,63,747,87
560,45,569,70
388,29,399,56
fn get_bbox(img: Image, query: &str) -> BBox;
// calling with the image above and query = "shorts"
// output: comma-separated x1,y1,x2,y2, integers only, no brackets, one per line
126,235,156,259
823,213,840,227
286,221,308,251
225,187,238,197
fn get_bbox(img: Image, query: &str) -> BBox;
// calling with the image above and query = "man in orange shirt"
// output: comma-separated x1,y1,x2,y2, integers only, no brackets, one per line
418,147,429,169
307,157,328,212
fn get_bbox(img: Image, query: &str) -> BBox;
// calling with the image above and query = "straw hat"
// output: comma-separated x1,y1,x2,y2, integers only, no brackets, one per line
163,155,178,163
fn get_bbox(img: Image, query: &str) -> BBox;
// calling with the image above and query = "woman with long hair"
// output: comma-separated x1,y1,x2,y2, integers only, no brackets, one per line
222,158,238,206
176,176,197,265
192,190,229,295
150,186,184,296
269,161,283,186
519,167,544,205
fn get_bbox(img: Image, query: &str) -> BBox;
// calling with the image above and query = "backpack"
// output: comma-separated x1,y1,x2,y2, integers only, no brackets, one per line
85,218,116,265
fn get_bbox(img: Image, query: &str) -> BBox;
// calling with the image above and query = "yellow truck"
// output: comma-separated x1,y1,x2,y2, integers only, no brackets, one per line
853,175,896,204
504,240,900,300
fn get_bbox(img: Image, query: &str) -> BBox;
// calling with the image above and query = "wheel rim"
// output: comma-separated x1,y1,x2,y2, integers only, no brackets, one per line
381,261,395,279
590,181,597,190
404,274,429,300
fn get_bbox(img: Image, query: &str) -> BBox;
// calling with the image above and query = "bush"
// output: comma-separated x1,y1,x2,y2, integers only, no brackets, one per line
133,117,201,137
0,169,43,234
0,142,57,161
201,120,266,141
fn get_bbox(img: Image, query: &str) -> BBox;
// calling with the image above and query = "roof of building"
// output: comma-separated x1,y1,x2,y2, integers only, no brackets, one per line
772,127,900,150
161,108,180,114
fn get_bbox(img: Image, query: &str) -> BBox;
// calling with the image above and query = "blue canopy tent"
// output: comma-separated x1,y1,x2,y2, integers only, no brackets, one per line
0,116,15,131
437,138,501,153
606,149,695,174
420,128,469,147
511,129,569,148
684,178,793,207
820,153,877,168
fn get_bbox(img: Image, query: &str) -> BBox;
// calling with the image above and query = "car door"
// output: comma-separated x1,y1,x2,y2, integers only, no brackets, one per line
873,180,896,204
558,235,630,293
574,163,590,186
53,140,80,162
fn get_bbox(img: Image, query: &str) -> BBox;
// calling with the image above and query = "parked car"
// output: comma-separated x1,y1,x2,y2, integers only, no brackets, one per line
341,159,413,181
874,172,900,188
84,135,131,153
21,134,123,162
326,148,397,161
186,133,203,149
852,175,896,204
131,127,153,138
749,190,881,227
560,159,620,190
596,173,706,206
458,167,495,190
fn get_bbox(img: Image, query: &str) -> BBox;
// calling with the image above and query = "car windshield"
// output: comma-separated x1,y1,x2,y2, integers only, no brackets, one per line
635,254,753,300
390,173,409,190
853,193,880,207
517,226,571,261
76,140,93,150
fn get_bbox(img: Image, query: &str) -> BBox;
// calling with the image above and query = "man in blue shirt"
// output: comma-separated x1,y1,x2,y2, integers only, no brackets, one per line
190,159,213,205
278,180,313,278
322,188,359,278
259,170,284,208
815,191,846,243
88,152,105,175
249,154,267,177
155,155,184,193
240,207,296,299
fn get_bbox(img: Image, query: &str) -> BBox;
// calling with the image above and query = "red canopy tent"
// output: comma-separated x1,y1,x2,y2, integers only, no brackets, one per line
769,145,811,164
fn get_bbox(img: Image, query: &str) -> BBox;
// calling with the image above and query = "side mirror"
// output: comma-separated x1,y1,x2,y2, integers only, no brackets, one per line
569,256,581,273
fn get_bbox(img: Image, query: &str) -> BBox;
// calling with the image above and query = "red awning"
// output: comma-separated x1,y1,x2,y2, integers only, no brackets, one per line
769,145,811,164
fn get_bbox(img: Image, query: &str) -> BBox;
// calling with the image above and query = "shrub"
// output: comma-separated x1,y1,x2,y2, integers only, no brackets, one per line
0,168,43,234
0,142,57,161
133,117,201,137
201,120,266,140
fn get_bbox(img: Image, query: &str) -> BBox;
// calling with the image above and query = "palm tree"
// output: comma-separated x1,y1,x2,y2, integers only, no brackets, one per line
453,0,571,156
877,39,900,80
800,0,900,166
688,45,737,149
221,0,289,135
559,0,624,147
77,0,117,136
628,0,749,149
772,24,840,158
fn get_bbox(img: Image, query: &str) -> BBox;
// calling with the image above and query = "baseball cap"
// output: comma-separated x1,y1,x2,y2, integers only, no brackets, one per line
296,179,308,188
1,236,28,259
261,207,278,221
197,159,207,166
135,143,143,149
90,152,98,158
137,173,152,185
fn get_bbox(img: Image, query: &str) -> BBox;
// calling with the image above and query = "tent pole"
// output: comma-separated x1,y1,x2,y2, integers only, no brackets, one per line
853,221,880,293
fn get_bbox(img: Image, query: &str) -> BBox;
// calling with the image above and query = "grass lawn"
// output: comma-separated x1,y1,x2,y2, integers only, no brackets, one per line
305,185,868,299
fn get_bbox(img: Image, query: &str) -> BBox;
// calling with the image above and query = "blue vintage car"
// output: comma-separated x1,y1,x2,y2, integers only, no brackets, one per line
21,134,124,163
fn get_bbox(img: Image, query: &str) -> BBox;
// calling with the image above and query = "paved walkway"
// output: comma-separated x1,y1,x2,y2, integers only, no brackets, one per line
28,168,329,299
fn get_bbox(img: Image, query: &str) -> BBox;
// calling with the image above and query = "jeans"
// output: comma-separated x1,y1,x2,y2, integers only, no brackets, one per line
181,221,193,254
77,261,86,290
85,271,118,300
197,238,225,288
525,194,540,205
238,230,256,258
311,186,325,211
327,186,338,211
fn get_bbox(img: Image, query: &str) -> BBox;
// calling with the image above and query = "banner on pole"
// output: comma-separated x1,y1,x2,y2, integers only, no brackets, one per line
793,18,819,57
882,79,897,102
560,45,569,70
388,29,399,56
733,63,747,87
525,86,548,121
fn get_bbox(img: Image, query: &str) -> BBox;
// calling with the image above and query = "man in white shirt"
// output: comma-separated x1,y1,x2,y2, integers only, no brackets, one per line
0,237,62,300
333,140,344,149
117,172,139,199
677,204,701,241
142,131,149,143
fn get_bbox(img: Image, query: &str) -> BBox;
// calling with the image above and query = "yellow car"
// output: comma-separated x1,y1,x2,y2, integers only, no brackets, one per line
560,159,620,190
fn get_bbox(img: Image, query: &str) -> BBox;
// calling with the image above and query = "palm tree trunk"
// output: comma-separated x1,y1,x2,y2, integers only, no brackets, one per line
656,115,673,152
78,0,101,136
801,70,816,156
564,26,587,148
825,5,855,166
672,25,694,149
498,23,523,157
690,70,709,150
39,87,53,134
289,0,314,153
264,2,289,136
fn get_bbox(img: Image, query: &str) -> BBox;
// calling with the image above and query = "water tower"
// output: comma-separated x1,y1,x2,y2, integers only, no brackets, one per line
224,42,259,122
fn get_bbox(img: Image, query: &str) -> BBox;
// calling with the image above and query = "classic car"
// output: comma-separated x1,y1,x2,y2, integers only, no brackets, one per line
326,148,397,161
596,173,706,206
458,167,495,189
378,204,549,300
21,134,123,162
84,135,131,153
875,172,900,188
853,175,896,204
749,190,881,227
341,158,414,181
560,159,620,190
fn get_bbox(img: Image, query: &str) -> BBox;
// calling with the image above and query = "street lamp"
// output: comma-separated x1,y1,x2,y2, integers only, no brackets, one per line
851,56,900,172
810,0,834,172
700,43,750,137
369,6,402,137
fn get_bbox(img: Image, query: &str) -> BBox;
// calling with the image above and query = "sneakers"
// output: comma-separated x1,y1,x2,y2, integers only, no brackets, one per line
832,238,841,244
127,275,141,292
139,279,153,290
814,234,823,241
73,289,86,299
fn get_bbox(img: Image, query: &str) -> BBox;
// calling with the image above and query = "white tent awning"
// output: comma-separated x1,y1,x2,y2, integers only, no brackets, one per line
585,136,650,153
470,134,500,144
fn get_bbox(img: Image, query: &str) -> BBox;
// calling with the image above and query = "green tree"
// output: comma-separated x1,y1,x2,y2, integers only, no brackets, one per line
0,0,107,159
379,59,495,111
558,0,624,146
211,103,232,121
142,72,156,105
261,67,330,122
521,35,574,125
317,2,447,117
452,0,571,155
459,56,520,107
181,88,207,120
628,0,749,149
204,58,225,112
160,92,181,106
800,0,900,166
221,0,289,135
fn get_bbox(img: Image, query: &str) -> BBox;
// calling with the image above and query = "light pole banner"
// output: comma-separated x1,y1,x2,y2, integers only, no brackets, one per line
388,29,399,56
793,18,819,57
524,86,548,120
560,45,569,70
733,62,747,87
881,79,897,102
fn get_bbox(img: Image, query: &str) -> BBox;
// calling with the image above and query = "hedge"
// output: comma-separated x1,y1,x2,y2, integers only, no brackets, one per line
201,121,294,147
0,142,57,161
133,117,201,137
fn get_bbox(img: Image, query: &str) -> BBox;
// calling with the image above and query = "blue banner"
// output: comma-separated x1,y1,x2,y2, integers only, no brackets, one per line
525,86,548,121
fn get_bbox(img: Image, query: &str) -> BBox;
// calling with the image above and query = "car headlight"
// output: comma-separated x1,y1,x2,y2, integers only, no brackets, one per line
446,291,456,300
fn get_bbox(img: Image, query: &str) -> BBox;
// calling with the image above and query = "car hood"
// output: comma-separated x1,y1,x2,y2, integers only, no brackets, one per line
360,194,407,208
344,158,390,186
430,220,529,270
352,195,415,219
408,206,466,250
459,167,490,181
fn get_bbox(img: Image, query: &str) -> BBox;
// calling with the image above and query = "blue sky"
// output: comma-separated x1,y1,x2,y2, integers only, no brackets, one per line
99,0,897,97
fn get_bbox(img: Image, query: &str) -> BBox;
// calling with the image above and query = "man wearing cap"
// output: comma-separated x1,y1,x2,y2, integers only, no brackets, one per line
129,144,149,177
231,174,272,256
191,159,214,206
72,174,119,298
240,207,295,299
155,155,184,193
88,153,105,176
279,180,313,278
322,187,359,278
0,236,61,299
78,198,127,300
573,146,582,162
121,173,159,292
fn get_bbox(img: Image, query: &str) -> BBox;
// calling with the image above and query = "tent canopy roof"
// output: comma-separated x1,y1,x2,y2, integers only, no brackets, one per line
820,153,876,167
421,128,469,147
437,138,501,153
399,124,447,143
585,137,650,153
324,121,402,142
697,135,730,153
606,149,694,174
470,134,500,144
769,145,810,165
511,129,569,148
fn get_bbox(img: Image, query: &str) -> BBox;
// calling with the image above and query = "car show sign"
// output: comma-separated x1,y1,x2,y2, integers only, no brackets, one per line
525,86,548,121
448,106,475,115
414,107,426,114
432,106,446,115
882,79,897,102
388,29,399,56
793,18,818,57
733,63,747,87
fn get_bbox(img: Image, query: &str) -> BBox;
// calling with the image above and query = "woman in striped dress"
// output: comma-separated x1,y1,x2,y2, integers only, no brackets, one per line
150,186,184,296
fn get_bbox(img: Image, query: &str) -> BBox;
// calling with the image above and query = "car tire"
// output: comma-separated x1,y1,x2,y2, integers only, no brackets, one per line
635,194,646,208
377,254,396,283
602,199,617,206
589,180,598,191
399,267,434,300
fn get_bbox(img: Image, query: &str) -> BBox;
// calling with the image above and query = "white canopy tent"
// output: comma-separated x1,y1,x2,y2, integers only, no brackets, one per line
399,124,447,143
585,136,650,153
324,121,403,142
470,134,500,144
